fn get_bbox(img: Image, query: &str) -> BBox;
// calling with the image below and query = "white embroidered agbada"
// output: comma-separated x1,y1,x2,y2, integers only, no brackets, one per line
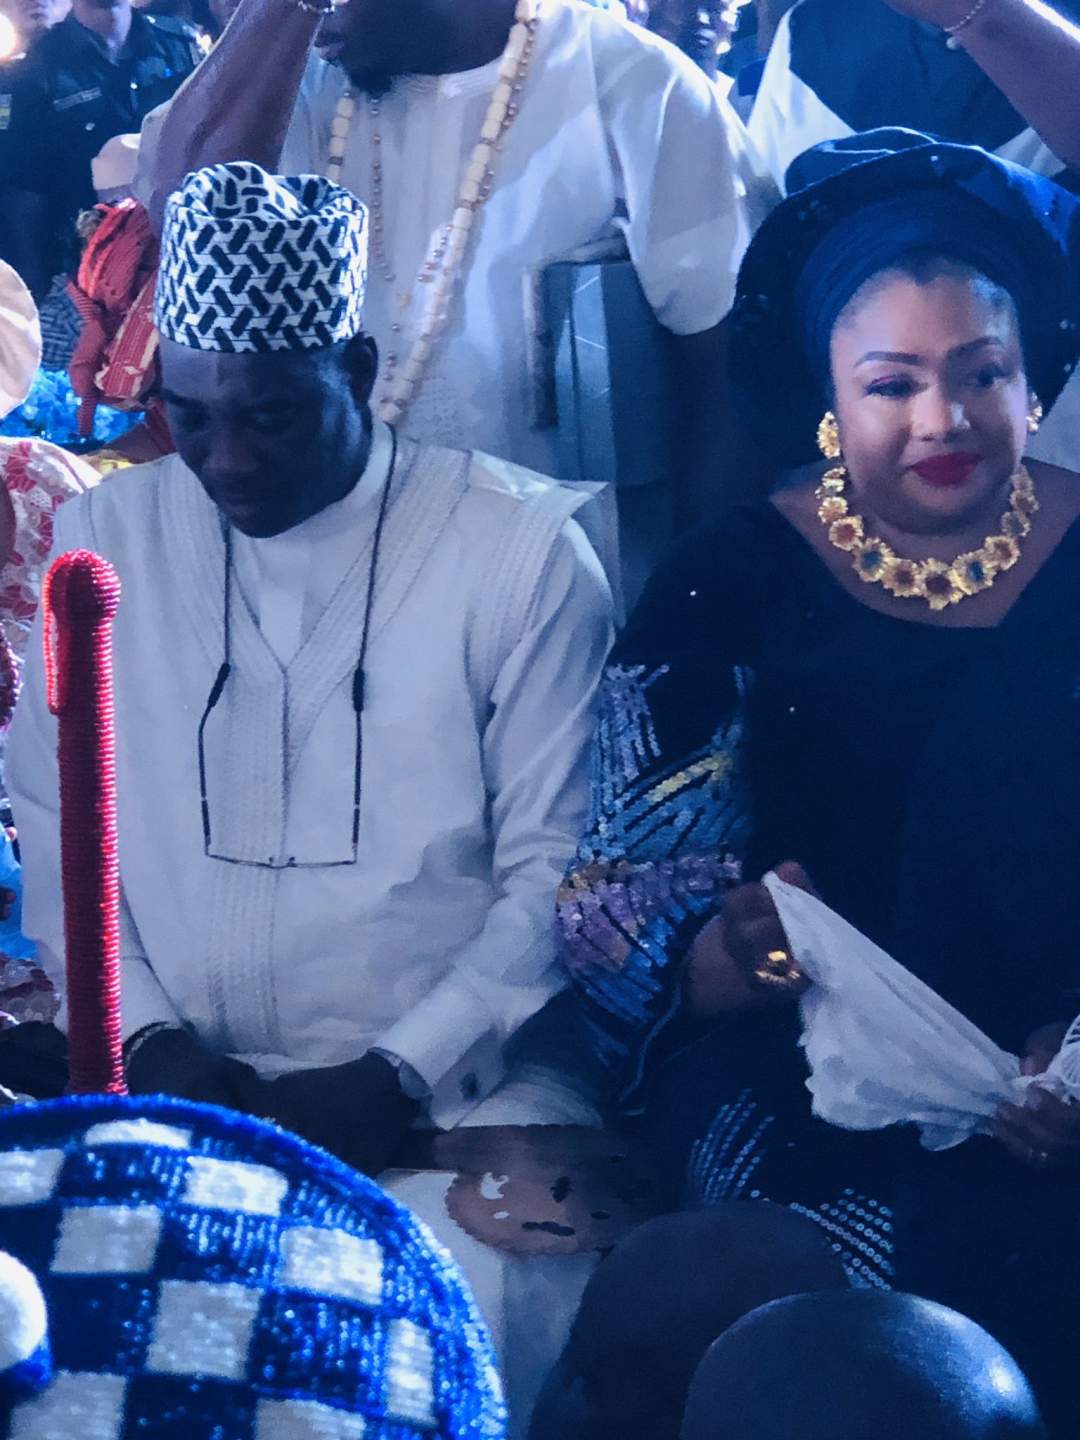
135,0,775,477
7,428,613,1432
8,425,612,1125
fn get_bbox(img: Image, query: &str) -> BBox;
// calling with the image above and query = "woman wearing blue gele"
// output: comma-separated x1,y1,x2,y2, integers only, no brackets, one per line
558,131,1080,1436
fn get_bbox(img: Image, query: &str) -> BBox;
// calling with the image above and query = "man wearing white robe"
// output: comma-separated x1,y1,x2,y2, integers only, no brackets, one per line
7,162,614,1433
136,0,776,523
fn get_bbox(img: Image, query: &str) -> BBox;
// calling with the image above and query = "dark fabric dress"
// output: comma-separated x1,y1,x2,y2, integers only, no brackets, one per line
559,501,1080,1430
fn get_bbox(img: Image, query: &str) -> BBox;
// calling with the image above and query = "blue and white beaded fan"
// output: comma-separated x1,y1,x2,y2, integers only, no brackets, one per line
0,1094,506,1439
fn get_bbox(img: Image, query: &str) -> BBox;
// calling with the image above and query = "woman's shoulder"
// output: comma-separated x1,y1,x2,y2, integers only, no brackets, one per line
618,500,795,662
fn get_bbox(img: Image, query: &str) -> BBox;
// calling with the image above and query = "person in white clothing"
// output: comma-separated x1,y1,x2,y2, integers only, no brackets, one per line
746,0,1080,478
6,161,614,1432
137,0,775,524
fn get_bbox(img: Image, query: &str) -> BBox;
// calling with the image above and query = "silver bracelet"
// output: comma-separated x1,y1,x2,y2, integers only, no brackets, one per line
292,0,347,14
944,0,992,46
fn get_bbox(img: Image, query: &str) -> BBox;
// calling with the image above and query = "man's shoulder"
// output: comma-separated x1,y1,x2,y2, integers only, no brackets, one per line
460,448,586,524
59,453,189,538
137,11,203,63
0,43,48,92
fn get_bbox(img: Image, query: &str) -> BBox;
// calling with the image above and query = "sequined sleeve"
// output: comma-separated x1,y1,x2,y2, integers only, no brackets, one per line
558,649,751,1108
558,507,786,1105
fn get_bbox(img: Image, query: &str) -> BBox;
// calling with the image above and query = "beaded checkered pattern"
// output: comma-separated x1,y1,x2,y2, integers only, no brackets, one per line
155,164,368,354
0,1095,505,1439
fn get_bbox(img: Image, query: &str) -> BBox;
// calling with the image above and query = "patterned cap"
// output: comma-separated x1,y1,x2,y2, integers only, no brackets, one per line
0,1093,506,1439
155,163,368,354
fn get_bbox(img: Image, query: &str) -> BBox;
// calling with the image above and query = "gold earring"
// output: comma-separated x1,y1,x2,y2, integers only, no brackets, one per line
1027,398,1044,435
817,411,842,460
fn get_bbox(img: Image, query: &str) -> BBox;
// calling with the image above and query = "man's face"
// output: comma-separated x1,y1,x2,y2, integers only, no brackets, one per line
14,0,70,35
159,337,376,538
316,0,427,87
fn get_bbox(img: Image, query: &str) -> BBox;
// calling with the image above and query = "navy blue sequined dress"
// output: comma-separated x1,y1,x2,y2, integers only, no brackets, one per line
560,501,1080,1428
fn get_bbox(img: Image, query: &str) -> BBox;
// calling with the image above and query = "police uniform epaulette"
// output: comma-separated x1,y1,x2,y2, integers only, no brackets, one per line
144,13,200,41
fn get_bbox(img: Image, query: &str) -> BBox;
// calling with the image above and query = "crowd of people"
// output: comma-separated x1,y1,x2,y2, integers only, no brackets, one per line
0,0,1078,1436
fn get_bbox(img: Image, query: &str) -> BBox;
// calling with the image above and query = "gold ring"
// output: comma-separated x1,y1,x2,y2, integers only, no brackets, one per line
753,949,804,989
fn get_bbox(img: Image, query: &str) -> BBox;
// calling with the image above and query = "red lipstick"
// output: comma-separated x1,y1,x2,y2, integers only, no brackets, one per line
911,453,981,488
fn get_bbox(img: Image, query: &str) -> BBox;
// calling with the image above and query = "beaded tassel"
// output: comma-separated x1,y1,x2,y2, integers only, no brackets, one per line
43,550,125,1095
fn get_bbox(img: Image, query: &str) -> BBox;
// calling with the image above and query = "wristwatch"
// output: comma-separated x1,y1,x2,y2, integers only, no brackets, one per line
368,1048,432,1102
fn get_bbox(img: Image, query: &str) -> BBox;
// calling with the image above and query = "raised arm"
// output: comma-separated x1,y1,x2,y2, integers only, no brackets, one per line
146,0,320,226
885,0,1080,171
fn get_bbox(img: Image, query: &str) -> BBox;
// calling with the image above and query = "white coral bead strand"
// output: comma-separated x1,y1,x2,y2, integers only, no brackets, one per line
378,0,540,424
326,90,355,185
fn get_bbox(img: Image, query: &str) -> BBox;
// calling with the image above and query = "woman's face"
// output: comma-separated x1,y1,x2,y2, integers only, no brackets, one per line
829,267,1029,536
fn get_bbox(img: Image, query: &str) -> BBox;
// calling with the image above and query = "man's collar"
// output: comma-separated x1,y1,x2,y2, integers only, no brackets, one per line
335,418,394,520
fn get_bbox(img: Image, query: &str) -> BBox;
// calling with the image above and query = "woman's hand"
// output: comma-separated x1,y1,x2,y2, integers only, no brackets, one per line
987,1020,1080,1170
684,861,815,1017
1019,1021,1070,1076
991,1087,1080,1172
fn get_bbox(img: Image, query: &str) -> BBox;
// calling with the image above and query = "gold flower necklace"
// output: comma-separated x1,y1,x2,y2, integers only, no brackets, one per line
815,455,1039,612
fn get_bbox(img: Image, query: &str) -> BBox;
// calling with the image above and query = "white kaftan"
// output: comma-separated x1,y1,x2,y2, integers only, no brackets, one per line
7,434,613,1127
136,0,774,477
8,435,613,1432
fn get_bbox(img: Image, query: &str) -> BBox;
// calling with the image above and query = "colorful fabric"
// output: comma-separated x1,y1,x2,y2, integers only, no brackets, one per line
37,278,84,373
156,163,368,354
0,367,139,450
0,830,50,1031
0,438,97,668
558,660,747,1094
0,1093,506,1437
68,199,162,440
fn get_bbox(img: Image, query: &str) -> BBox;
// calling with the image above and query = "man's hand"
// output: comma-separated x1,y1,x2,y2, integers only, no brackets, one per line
267,1052,421,1177
125,1026,270,1112
684,861,815,1017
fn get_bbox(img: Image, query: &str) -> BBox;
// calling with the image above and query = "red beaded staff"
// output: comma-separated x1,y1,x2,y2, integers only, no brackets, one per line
42,550,126,1096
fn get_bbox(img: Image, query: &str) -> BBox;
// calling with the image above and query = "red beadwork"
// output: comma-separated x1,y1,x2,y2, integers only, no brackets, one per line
43,550,126,1096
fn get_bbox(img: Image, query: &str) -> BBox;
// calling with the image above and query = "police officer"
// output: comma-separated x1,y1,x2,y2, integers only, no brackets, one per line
0,0,198,299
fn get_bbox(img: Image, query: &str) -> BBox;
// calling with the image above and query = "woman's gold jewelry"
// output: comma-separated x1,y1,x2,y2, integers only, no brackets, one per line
325,0,542,427
754,948,805,989
817,410,842,461
1027,399,1044,435
816,461,1039,611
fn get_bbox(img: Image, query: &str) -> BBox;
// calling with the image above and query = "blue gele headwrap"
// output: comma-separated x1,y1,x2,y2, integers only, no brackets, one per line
729,129,1080,466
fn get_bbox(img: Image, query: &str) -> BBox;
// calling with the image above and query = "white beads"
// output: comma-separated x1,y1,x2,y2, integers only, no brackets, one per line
358,3,542,421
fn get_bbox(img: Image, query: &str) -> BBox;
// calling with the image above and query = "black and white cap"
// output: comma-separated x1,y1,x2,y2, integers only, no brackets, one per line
155,162,368,353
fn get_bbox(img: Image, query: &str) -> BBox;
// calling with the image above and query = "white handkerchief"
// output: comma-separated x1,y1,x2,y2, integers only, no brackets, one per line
761,874,1080,1151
